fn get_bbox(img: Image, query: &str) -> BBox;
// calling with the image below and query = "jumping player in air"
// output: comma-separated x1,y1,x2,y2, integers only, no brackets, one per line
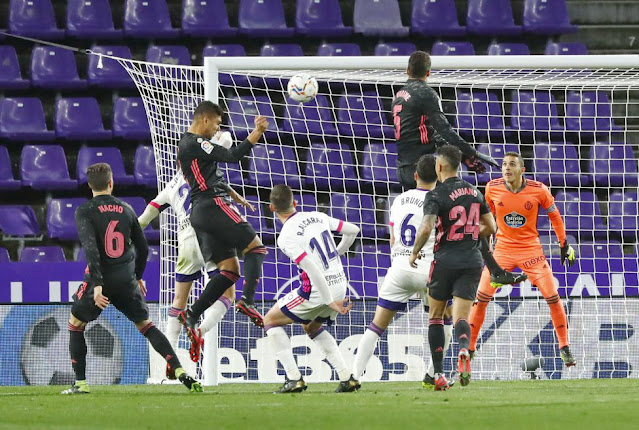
264,185,361,393
468,152,577,366
63,163,201,394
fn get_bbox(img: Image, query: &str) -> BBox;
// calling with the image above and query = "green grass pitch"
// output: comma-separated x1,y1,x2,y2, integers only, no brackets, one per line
1,380,637,430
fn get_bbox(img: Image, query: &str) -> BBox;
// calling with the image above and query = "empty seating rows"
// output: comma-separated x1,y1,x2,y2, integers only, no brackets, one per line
0,245,160,262
7,0,576,41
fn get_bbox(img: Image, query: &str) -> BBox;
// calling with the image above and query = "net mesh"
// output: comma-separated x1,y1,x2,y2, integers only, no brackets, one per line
110,54,639,382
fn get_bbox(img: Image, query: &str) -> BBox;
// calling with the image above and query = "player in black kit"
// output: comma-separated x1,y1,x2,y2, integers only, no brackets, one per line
409,145,497,391
63,163,201,394
177,101,269,356
392,50,497,190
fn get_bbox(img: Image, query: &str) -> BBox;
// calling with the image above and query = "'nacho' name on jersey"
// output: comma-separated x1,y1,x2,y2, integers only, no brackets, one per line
448,187,478,201
98,204,123,213
296,216,323,236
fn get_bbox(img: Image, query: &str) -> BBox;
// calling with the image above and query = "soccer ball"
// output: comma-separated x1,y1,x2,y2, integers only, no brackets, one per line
287,73,318,103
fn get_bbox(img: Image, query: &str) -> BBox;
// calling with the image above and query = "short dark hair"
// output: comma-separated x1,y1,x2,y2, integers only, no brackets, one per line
416,154,438,183
193,100,223,119
436,145,462,170
87,163,112,191
503,151,525,167
270,184,294,213
408,51,431,78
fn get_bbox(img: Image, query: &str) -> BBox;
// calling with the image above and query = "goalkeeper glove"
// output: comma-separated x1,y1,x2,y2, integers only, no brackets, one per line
463,154,487,173
560,241,576,267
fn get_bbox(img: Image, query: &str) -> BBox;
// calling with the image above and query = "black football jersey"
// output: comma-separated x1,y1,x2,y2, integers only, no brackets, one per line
423,177,491,269
75,194,148,285
392,79,476,167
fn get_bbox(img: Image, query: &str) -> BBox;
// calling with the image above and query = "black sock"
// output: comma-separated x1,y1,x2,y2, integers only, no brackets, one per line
242,246,267,305
456,319,471,351
68,324,87,381
191,270,239,318
480,237,503,274
141,322,181,370
428,319,445,374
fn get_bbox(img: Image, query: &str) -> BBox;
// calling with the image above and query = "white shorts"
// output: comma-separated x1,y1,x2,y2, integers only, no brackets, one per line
277,288,346,325
176,227,217,281
377,266,429,311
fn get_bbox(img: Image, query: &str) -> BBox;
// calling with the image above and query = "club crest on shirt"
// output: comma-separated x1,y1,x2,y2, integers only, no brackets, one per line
200,140,213,154
524,201,533,211
504,211,526,228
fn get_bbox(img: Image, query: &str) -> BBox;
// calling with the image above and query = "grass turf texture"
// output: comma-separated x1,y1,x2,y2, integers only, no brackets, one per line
1,379,637,430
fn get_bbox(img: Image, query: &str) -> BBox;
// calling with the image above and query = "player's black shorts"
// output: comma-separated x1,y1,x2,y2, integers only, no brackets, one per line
190,196,256,264
427,261,483,301
397,164,417,189
71,261,149,323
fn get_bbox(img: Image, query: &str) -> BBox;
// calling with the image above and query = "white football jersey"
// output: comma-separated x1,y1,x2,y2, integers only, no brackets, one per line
389,188,435,273
277,211,349,299
151,172,192,233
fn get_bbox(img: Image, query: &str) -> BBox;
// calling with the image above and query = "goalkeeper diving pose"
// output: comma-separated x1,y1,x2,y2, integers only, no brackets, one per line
468,152,577,366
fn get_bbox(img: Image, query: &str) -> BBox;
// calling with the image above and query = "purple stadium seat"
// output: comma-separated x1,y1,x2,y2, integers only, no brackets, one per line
248,145,301,189
20,246,66,263
509,90,564,134
475,143,508,184
238,0,295,38
88,46,135,88
148,246,161,261
360,143,400,191
608,192,639,240
305,142,358,191
0,146,20,190
565,92,620,136
544,42,588,55
124,0,179,38
532,142,590,187
0,205,40,236
375,42,417,56
336,92,394,139
344,256,383,298
431,41,475,56
30,46,87,90
182,0,237,38
75,248,86,262
411,0,466,37
0,248,9,263
226,96,279,141
220,161,245,188
9,0,65,39
357,243,391,269
66,0,122,39
282,94,338,139
523,0,577,35
329,193,378,239
459,163,478,187
454,91,509,139
467,0,521,36
146,46,192,66
112,97,151,140
134,145,157,188
0,98,55,141
354,0,409,37
487,43,530,56
242,195,275,240
21,145,77,190
120,197,160,241
0,46,29,89
47,198,87,240
317,43,361,56
296,193,318,212
554,190,605,238
296,0,352,37
588,144,639,187
55,98,111,141
578,241,623,258
202,44,253,87
76,146,135,186
260,44,304,56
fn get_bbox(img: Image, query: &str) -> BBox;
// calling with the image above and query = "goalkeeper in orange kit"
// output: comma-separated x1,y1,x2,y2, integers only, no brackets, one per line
469,152,577,366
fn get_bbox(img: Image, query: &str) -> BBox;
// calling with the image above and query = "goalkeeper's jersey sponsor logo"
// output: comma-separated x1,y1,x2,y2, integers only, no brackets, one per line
504,211,526,228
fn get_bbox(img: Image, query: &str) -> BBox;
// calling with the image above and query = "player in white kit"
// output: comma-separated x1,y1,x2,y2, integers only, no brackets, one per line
263,185,362,393
352,155,455,389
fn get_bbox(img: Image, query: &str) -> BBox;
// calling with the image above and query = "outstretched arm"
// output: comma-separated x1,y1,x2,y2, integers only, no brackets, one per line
201,116,269,163
138,204,160,229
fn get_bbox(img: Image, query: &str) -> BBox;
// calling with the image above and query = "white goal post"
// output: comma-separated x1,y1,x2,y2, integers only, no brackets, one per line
108,52,639,385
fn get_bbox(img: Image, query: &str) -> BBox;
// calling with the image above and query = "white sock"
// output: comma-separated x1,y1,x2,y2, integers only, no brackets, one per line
352,328,380,380
166,317,182,351
427,323,453,377
267,326,301,380
311,329,351,381
199,296,231,335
